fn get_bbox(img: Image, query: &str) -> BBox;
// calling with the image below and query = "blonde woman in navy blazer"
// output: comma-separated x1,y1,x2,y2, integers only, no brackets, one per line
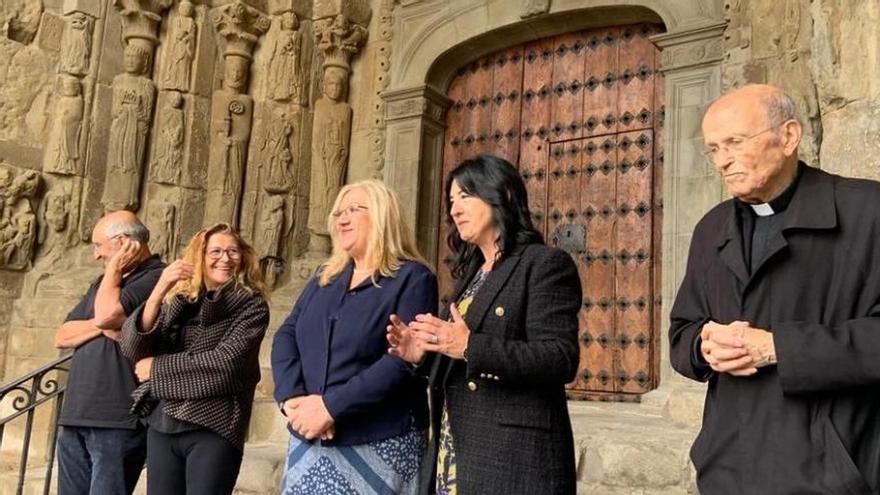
272,180,437,494
388,155,582,494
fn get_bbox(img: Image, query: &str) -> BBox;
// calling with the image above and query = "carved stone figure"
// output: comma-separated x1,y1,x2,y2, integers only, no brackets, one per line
102,43,156,211
148,201,175,259
43,188,69,234
160,1,196,92
205,57,254,225
266,12,302,102
260,112,295,193
150,91,185,185
308,67,352,250
258,194,285,288
37,185,72,266
258,194,284,258
61,12,93,76
0,167,40,270
43,76,84,176
315,14,367,69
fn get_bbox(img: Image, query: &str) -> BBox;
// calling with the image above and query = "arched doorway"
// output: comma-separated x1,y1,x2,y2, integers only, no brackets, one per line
437,23,665,400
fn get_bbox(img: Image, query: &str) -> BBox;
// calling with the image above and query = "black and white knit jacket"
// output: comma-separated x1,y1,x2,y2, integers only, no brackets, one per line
120,283,269,451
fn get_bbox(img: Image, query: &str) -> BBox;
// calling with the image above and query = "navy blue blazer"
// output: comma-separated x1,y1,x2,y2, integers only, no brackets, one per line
271,260,437,445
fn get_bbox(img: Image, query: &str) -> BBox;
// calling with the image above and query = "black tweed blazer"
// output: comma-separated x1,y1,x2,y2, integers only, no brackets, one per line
120,283,269,451
420,242,582,495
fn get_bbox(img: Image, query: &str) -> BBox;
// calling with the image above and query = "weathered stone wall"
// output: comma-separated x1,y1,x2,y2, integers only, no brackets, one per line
2,0,880,493
723,0,880,180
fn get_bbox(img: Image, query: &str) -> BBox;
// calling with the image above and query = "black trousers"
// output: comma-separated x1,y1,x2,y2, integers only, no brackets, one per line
146,427,242,495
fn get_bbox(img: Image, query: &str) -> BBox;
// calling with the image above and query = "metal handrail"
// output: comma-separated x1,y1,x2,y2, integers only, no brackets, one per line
0,354,72,495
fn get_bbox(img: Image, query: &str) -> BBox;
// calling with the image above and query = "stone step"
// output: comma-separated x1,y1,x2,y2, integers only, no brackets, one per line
0,441,289,495
246,396,289,444
569,400,699,494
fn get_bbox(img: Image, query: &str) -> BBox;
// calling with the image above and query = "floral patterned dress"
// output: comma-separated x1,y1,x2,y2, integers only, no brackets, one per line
436,269,488,495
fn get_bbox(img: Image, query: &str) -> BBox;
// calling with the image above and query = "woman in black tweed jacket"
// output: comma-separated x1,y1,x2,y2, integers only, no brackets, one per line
388,155,582,494
120,223,269,495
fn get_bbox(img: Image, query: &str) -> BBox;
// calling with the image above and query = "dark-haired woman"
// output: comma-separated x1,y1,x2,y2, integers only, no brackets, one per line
388,154,582,494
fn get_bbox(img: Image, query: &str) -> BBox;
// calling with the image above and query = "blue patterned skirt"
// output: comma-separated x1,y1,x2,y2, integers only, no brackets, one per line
281,425,426,495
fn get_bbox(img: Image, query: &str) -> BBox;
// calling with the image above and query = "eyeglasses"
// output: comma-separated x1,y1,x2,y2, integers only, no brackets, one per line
331,204,368,219
206,247,241,260
91,234,122,252
701,122,786,163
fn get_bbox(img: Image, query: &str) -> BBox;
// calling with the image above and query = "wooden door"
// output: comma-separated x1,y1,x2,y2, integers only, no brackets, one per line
439,23,664,401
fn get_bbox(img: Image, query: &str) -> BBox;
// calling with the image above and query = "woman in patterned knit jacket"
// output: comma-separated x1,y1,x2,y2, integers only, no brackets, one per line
272,179,438,494
120,223,269,495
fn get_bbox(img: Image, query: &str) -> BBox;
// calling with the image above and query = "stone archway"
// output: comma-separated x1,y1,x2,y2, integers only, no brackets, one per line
381,0,726,382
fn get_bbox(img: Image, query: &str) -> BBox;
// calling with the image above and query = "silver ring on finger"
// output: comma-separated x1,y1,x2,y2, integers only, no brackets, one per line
431,335,439,344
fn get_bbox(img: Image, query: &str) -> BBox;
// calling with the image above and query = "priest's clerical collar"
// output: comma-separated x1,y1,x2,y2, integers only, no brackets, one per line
736,162,804,217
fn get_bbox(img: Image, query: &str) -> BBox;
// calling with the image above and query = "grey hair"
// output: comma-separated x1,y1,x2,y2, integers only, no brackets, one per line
762,90,800,126
104,218,150,243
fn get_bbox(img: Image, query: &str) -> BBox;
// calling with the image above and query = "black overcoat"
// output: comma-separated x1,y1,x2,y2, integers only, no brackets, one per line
670,165,880,494
419,242,582,495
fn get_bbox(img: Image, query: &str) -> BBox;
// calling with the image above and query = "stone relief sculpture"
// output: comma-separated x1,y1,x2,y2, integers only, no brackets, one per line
60,12,93,76
101,43,156,211
43,75,84,176
204,1,268,226
307,66,352,249
257,194,287,288
150,91,185,185
37,185,73,266
206,58,254,225
266,11,302,103
160,0,196,92
307,10,367,253
148,201,176,260
0,166,40,270
260,111,295,193
99,0,171,211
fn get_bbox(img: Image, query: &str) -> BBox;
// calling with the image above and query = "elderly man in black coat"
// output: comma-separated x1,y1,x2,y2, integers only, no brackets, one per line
670,83,880,494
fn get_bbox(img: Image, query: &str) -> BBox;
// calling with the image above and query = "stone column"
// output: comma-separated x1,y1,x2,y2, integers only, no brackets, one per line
651,22,726,384
100,0,172,211
381,85,451,262
203,1,269,227
306,2,370,255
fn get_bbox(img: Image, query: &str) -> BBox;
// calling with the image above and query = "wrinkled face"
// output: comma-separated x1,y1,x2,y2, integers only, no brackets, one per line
91,228,123,266
449,180,496,247
203,233,241,290
701,97,793,203
334,188,371,259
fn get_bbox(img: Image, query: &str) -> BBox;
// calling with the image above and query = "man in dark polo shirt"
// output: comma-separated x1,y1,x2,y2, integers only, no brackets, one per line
54,210,165,495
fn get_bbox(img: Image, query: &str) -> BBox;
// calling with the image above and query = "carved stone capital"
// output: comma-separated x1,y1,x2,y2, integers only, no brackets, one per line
314,14,368,71
211,1,271,61
382,85,451,126
113,0,173,47
652,22,726,73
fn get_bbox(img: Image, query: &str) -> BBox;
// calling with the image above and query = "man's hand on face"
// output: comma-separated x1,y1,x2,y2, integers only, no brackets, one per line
701,321,777,376
107,237,141,275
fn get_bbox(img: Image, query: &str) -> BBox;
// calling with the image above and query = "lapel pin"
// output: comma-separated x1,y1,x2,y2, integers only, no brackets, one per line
495,306,505,317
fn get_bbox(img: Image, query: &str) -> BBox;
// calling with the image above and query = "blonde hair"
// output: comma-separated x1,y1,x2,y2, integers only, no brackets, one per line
165,223,268,303
319,180,427,286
